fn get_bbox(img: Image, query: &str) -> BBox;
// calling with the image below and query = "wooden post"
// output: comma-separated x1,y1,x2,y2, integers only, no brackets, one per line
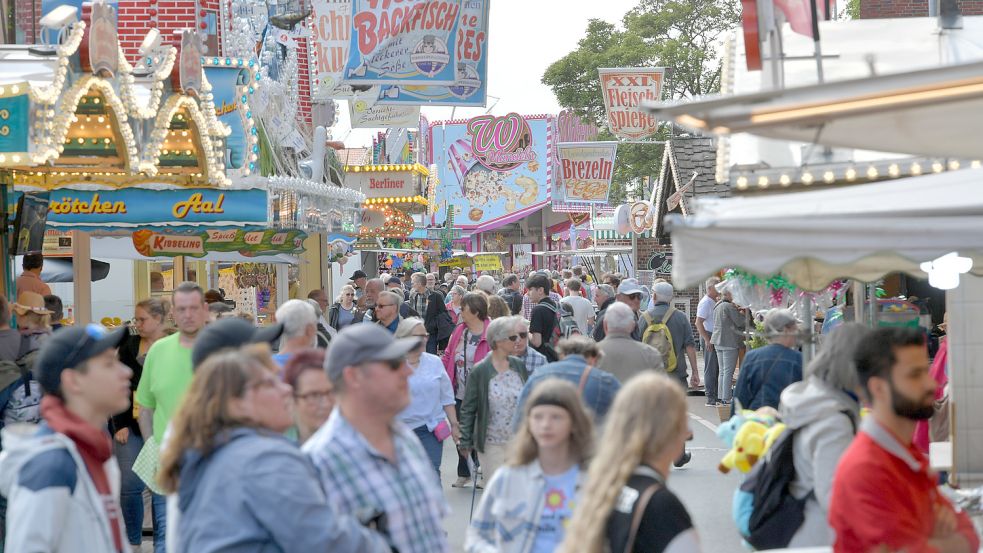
172,256,186,288
72,231,92,325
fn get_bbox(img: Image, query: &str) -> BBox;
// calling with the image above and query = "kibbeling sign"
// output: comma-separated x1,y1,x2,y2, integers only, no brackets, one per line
349,171,418,198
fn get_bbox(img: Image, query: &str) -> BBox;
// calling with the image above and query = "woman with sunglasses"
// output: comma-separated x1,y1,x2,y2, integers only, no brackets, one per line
282,348,334,445
159,346,391,552
459,316,529,484
466,379,593,553
328,285,364,332
395,318,459,478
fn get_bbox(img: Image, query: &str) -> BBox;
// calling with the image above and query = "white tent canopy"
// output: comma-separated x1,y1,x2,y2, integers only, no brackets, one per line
666,169,983,290
642,59,983,160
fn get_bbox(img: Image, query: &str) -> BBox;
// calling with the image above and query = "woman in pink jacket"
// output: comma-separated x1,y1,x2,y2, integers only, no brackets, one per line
442,292,491,488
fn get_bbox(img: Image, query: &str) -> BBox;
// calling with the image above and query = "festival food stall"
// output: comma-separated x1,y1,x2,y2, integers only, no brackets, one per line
0,2,344,323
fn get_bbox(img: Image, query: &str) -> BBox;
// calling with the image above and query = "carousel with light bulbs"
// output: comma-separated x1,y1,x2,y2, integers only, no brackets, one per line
0,0,362,323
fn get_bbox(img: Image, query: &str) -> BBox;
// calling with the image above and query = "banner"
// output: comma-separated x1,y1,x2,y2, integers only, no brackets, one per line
310,0,354,99
132,228,307,258
552,109,601,212
556,142,618,204
41,188,268,229
473,253,502,271
438,256,469,268
204,67,250,170
376,0,488,106
343,0,463,86
345,168,422,198
349,88,421,128
512,243,533,271
597,67,665,141
431,113,553,231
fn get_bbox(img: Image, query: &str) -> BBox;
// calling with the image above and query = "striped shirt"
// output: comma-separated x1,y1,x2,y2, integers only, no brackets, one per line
303,408,450,553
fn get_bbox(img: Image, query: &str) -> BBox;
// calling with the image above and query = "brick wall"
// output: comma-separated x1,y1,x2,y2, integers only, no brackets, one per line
860,0,983,18
118,0,198,63
15,0,38,43
297,34,312,126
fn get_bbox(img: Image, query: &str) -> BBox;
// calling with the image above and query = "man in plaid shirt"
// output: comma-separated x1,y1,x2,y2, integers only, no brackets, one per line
304,324,449,553
512,317,547,374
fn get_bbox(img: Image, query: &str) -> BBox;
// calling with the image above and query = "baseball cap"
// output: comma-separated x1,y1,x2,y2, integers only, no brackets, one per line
617,281,642,296
387,276,403,286
653,281,675,301
324,324,419,382
192,318,285,368
350,270,368,280
36,324,128,395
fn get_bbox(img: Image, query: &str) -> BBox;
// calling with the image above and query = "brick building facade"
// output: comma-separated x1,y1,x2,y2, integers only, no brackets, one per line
860,0,983,18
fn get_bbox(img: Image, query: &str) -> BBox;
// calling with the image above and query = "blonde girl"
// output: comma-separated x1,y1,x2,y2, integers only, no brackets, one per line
559,373,700,553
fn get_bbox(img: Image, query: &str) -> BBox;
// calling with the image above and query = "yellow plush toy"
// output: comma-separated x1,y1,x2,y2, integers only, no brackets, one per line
718,421,787,474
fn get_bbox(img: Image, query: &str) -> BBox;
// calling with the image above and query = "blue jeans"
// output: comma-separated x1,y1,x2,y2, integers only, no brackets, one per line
112,430,145,545
413,425,444,482
151,492,167,553
717,346,738,403
701,339,719,403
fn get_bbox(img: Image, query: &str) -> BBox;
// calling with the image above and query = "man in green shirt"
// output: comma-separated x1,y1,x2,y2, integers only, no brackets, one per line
135,281,208,553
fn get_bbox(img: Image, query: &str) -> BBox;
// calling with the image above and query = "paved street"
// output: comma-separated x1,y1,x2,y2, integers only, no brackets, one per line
439,395,743,552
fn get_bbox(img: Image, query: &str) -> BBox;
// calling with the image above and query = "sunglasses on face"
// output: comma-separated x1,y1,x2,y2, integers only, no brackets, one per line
358,357,407,371
516,332,528,339
504,335,521,342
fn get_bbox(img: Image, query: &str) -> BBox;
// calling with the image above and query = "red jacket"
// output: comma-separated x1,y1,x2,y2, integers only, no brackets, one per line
441,320,490,389
829,417,979,553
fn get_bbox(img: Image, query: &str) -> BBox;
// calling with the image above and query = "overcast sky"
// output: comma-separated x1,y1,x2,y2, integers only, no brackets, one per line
335,0,644,147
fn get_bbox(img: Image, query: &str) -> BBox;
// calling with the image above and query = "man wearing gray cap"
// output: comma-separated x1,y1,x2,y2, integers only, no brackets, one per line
303,324,450,553
637,281,700,391
734,309,803,410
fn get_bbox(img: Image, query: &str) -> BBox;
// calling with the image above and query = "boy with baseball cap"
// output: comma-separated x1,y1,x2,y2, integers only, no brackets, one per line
0,324,132,553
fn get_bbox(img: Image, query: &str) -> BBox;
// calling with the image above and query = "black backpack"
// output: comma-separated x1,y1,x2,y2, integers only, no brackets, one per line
741,411,855,550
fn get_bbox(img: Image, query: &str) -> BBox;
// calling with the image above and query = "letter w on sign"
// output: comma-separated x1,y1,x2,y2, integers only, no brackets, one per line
666,173,698,212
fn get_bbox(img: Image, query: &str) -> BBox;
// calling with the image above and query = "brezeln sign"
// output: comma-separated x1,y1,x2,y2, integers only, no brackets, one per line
556,141,618,204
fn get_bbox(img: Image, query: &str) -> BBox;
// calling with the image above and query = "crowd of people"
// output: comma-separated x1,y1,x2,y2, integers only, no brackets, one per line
0,257,974,553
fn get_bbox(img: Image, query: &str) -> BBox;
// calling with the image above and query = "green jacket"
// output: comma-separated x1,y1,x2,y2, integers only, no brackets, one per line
459,355,529,453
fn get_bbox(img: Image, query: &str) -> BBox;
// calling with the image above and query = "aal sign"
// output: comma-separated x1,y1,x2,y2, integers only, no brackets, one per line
597,67,665,141
556,141,618,204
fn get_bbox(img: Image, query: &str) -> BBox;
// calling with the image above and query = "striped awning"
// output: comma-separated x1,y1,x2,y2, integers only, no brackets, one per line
594,229,652,240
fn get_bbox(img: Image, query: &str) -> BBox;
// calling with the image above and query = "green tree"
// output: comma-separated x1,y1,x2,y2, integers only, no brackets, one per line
842,0,861,19
543,0,739,205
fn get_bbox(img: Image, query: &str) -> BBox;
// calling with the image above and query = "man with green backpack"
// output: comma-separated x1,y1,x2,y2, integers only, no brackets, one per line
636,282,700,467
637,282,700,392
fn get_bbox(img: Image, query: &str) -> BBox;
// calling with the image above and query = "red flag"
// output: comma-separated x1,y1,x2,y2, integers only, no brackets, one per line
774,0,815,38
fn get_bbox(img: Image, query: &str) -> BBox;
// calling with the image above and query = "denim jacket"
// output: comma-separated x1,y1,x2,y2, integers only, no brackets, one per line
466,461,584,553
512,354,621,429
